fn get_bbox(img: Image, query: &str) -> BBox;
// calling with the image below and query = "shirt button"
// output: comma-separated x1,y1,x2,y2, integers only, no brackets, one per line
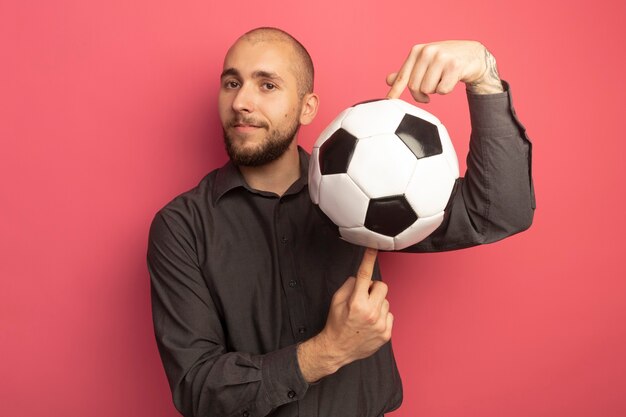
298,327,306,334
281,236,288,244
288,390,296,399
289,280,297,288
242,411,250,417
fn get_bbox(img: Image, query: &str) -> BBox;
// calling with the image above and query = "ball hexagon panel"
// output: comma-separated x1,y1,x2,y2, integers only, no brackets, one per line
341,100,405,139
395,113,442,159
393,212,445,250
318,173,369,228
364,195,418,237
319,128,358,175
313,107,352,149
339,226,395,251
347,133,417,199
308,147,322,204
405,155,457,218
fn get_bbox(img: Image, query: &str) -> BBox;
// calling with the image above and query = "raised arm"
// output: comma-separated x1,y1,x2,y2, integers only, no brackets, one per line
386,40,535,251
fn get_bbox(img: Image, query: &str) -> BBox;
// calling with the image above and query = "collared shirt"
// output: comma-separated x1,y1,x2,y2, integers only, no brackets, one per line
148,84,535,417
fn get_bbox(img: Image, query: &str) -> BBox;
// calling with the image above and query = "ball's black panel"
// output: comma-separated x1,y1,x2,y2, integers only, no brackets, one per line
319,128,358,175
395,114,442,159
365,195,418,237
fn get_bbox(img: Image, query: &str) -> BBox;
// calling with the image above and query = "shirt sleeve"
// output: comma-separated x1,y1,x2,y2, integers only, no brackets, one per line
147,210,309,417
403,81,536,252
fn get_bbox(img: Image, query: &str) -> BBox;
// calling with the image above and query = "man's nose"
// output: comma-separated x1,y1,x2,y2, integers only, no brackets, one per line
232,84,255,113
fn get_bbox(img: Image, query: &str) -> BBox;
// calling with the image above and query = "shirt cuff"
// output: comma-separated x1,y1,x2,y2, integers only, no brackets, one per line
261,344,309,408
466,80,527,135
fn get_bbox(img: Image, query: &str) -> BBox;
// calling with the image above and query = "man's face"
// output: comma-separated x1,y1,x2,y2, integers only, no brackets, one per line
219,39,304,166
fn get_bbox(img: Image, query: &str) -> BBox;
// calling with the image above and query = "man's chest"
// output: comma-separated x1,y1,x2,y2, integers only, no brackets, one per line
193,193,366,348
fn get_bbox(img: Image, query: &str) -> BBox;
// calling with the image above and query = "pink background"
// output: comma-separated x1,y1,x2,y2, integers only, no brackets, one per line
2,0,625,416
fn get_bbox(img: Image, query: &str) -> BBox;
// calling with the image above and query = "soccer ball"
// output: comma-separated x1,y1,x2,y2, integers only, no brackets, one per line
309,99,459,250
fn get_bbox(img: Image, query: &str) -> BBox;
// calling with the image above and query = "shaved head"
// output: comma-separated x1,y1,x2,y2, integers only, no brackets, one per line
234,27,314,97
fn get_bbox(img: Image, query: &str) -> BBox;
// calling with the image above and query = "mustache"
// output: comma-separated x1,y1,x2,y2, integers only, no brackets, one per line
227,116,268,129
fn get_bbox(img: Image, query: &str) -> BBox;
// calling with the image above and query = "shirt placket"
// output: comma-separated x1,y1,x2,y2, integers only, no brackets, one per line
274,198,310,343
274,196,320,417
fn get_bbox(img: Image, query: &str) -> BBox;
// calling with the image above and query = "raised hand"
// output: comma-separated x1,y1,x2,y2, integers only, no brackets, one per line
386,40,504,102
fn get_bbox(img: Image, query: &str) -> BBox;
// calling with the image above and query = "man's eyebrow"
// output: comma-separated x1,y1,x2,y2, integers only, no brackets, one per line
252,70,284,83
220,68,285,83
220,68,240,79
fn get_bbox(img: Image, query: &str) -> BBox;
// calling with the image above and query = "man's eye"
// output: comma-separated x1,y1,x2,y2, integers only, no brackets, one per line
263,82,276,90
224,81,240,89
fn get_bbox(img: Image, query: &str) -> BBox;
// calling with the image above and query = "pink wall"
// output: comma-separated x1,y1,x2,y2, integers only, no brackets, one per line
2,0,625,416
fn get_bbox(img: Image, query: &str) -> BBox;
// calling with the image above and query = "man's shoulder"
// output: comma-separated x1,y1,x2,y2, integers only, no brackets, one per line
152,168,221,226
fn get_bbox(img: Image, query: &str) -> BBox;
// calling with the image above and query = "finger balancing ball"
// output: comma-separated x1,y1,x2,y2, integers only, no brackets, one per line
309,99,459,250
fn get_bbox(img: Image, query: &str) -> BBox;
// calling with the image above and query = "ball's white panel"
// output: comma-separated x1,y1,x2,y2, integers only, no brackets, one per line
341,100,405,139
437,124,460,178
348,134,417,199
339,226,395,251
393,212,445,250
313,107,353,149
389,99,442,126
318,174,369,228
405,155,456,217
308,147,322,204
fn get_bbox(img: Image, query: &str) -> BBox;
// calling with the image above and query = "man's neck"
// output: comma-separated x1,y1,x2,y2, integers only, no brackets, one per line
238,144,301,196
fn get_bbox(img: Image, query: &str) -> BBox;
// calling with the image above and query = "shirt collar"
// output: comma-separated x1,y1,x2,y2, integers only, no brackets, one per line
212,146,311,204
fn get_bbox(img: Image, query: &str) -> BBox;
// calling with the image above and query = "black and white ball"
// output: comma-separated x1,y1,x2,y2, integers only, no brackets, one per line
309,99,459,250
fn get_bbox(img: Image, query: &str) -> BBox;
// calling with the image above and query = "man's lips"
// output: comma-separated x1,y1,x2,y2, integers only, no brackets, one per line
229,119,267,133
232,124,261,133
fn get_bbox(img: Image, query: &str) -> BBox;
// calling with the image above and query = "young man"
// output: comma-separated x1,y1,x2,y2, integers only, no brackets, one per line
148,27,534,417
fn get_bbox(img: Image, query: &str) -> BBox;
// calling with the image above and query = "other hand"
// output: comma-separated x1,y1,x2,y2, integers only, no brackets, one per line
321,247,393,367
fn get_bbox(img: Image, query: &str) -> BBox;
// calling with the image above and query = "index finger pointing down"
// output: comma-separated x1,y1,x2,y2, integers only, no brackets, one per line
386,45,421,99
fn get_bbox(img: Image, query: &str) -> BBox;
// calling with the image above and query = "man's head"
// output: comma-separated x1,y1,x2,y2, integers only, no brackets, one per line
239,27,315,98
219,27,318,167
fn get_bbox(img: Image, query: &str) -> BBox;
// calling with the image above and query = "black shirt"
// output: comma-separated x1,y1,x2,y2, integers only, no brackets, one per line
147,84,535,417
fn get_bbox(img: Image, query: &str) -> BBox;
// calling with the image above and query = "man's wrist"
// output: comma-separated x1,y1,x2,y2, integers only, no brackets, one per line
297,332,344,383
466,48,504,95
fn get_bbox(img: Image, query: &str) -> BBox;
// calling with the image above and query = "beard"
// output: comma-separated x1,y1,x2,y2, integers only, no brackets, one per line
223,116,301,167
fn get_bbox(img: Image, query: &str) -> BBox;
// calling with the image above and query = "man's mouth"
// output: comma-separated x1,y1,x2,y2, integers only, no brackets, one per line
232,124,262,134
230,118,267,131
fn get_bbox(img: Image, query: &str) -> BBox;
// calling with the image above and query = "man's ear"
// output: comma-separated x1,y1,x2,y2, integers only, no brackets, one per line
299,93,319,126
